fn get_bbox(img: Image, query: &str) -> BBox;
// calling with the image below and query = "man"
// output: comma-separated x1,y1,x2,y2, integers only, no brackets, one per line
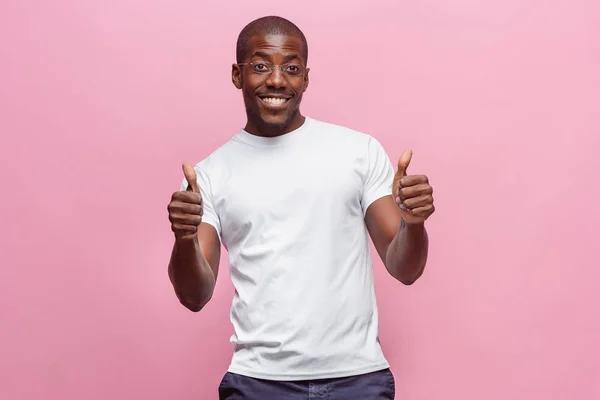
167,16,435,399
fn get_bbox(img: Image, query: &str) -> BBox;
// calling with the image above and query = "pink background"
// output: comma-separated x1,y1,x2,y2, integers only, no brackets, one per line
1,1,599,399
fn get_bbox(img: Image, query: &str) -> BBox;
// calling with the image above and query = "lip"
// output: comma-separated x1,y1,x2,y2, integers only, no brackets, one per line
257,95,291,110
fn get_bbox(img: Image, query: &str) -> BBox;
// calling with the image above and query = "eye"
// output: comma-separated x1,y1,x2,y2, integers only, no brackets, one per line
252,62,270,72
283,64,303,75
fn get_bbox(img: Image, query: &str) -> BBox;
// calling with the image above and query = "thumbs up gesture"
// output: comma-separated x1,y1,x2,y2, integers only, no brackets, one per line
167,163,204,240
392,149,435,225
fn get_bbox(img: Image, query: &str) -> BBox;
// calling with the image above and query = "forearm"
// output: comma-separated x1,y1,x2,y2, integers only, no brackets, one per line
385,221,429,285
168,237,215,311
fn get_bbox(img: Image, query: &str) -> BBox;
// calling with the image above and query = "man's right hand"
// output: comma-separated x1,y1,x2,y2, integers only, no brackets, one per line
168,163,204,240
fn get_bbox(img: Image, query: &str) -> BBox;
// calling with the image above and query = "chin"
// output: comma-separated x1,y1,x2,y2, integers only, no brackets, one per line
256,118,289,135
260,114,290,128
247,108,293,132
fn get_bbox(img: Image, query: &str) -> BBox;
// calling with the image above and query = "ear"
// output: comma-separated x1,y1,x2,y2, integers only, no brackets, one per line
232,64,242,89
302,67,310,93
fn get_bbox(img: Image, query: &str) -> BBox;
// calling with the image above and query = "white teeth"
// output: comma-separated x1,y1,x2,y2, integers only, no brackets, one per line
262,97,287,105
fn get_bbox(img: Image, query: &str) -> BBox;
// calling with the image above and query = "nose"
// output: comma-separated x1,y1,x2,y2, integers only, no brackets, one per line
265,66,286,89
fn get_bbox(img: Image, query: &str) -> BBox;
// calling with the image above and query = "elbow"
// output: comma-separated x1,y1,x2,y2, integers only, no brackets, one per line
177,291,213,312
399,275,419,286
183,302,204,312
390,264,425,286
180,297,209,312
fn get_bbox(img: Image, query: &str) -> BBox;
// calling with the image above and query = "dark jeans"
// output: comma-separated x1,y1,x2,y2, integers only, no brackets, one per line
218,368,395,399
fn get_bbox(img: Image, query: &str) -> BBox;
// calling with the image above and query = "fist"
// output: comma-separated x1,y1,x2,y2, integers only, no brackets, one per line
168,163,204,240
392,149,435,225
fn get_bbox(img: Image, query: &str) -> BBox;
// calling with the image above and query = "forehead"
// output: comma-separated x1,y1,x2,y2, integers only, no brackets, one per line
245,33,305,61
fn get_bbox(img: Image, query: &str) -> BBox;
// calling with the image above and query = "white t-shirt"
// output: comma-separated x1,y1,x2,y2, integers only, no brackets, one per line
181,117,395,380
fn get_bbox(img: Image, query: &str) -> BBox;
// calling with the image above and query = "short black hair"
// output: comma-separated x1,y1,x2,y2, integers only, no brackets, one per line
236,16,308,64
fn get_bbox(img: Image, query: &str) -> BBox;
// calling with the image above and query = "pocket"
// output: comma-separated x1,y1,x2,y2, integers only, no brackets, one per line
218,372,232,390
384,369,396,399
218,372,234,400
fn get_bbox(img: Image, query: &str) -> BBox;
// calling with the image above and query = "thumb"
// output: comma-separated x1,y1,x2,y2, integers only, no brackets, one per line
182,163,200,193
396,149,413,178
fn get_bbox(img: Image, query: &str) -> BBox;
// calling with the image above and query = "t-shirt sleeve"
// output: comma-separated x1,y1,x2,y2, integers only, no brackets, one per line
180,164,221,238
361,137,395,215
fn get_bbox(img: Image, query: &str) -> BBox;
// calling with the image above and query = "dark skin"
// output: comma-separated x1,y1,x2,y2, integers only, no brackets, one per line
232,33,310,137
167,32,434,312
167,163,220,311
365,149,435,285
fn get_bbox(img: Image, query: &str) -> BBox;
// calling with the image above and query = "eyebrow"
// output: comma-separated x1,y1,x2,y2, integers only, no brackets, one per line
251,51,302,63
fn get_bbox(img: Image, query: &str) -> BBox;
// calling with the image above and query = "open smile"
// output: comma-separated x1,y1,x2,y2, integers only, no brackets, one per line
258,95,291,109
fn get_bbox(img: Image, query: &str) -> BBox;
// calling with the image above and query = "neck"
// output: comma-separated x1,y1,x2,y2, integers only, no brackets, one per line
244,112,306,138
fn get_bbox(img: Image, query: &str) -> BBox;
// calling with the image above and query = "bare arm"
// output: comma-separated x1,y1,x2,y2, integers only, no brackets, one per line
365,148,435,285
167,163,221,312
365,196,428,285
168,223,220,311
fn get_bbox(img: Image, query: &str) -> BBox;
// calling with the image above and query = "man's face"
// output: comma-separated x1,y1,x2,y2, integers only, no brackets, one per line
232,33,309,135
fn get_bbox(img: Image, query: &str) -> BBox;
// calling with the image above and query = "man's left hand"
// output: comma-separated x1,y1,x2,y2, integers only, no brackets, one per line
392,149,435,225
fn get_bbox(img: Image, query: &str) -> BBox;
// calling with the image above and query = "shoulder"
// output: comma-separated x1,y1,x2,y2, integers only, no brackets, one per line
308,117,386,155
192,135,242,175
309,117,372,141
180,135,243,194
